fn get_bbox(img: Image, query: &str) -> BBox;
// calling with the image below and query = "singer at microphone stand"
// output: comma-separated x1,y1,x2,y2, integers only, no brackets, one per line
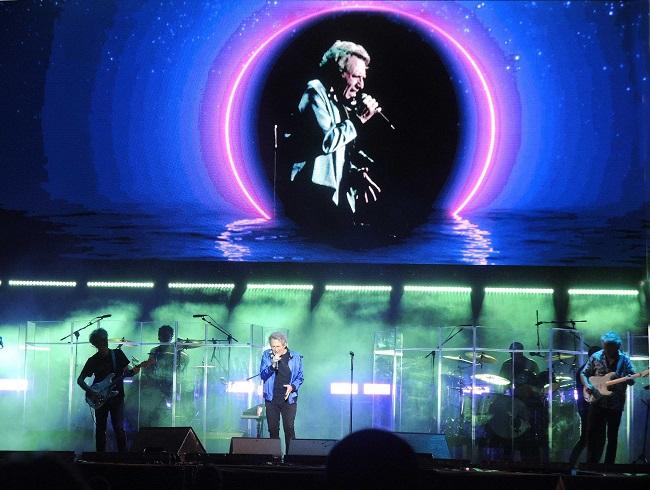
260,331,304,453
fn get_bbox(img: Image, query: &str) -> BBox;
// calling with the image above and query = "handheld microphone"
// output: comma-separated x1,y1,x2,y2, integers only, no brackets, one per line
349,351,355,357
357,93,396,130
97,314,112,319
271,351,279,370
193,314,207,318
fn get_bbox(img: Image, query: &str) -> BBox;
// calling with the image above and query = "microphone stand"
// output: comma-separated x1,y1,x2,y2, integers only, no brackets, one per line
425,325,467,433
349,351,354,434
196,315,238,384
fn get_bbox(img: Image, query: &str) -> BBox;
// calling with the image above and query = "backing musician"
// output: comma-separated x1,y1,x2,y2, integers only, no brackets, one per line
581,331,635,464
77,328,140,452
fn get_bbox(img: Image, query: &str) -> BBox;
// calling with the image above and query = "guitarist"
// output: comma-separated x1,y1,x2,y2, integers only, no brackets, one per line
77,328,140,452
580,331,635,464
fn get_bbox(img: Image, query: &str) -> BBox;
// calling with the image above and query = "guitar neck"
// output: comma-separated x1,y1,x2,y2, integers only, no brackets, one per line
605,369,649,387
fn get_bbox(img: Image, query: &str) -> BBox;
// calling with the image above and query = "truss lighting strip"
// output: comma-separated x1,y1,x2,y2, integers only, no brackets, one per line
484,287,554,294
568,289,639,296
325,285,393,292
87,281,154,288
8,280,77,287
168,282,235,289
403,285,472,293
247,284,314,291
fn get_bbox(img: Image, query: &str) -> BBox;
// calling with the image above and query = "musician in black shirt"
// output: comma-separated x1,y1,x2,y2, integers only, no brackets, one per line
77,328,140,452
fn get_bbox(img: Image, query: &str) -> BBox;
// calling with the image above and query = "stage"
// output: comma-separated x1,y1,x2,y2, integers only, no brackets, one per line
2,451,650,490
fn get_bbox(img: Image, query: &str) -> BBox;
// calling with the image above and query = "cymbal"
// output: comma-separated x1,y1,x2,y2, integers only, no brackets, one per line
472,373,510,386
464,352,497,364
193,364,215,368
108,338,137,346
555,375,573,382
551,353,574,361
177,339,204,349
543,382,561,392
442,355,473,365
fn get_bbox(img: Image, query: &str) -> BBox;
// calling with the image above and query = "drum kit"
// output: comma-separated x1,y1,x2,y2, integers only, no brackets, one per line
440,351,579,443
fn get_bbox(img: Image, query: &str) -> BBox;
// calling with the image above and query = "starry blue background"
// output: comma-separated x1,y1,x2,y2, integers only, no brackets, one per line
0,0,647,265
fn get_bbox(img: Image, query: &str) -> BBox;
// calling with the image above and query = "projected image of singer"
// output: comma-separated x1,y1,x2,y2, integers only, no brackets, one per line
286,40,384,228
260,331,304,452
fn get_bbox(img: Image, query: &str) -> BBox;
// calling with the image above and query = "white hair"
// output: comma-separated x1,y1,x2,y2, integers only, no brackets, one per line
319,40,370,79
268,331,288,346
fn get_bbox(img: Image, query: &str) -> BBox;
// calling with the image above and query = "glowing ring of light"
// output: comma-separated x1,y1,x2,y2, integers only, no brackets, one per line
224,4,497,219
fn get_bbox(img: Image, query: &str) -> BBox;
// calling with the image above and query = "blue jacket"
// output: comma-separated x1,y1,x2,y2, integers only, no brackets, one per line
260,349,304,404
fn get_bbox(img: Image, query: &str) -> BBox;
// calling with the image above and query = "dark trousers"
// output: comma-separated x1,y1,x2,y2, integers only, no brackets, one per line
265,398,297,452
569,409,589,466
95,395,127,452
586,405,623,464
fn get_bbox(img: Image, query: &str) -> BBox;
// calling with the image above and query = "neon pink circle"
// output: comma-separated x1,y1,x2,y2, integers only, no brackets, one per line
223,4,497,219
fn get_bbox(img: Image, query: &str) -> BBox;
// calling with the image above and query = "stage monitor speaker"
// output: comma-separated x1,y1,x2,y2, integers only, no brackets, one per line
284,438,338,465
131,427,205,461
395,432,450,459
286,439,338,456
229,437,282,457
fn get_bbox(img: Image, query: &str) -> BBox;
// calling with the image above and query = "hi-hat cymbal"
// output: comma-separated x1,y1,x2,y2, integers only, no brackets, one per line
442,355,473,365
464,352,497,364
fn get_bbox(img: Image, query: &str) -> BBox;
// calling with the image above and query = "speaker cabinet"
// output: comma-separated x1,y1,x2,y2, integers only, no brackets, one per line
284,438,338,464
394,432,450,459
131,427,205,461
229,437,282,457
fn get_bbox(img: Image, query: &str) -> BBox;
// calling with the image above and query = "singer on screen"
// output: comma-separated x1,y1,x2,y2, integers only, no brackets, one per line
285,40,383,227
260,331,304,452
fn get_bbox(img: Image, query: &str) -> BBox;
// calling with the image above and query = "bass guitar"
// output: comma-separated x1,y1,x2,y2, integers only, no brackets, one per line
85,359,142,410
584,369,649,404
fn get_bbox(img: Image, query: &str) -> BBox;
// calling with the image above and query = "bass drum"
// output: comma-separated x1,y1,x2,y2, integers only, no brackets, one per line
486,394,530,439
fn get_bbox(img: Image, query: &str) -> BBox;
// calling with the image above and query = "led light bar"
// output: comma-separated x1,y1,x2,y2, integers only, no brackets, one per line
0,379,28,391
247,284,314,291
404,285,472,293
568,289,639,296
484,287,554,294
325,285,392,292
168,282,235,289
87,281,154,288
226,381,256,393
363,383,391,395
330,382,359,395
8,280,76,287
374,349,404,357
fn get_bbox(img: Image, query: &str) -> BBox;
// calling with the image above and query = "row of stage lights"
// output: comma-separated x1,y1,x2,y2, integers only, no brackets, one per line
0,280,641,296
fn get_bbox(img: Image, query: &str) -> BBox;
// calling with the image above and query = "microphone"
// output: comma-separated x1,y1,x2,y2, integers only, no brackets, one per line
357,93,396,130
271,351,278,370
97,314,112,319
193,314,207,318
349,351,355,357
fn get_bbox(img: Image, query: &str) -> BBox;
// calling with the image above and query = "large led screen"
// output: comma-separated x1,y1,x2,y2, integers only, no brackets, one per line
1,1,647,265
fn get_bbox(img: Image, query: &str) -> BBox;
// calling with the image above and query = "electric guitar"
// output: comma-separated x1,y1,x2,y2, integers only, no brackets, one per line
584,369,649,404
85,359,142,410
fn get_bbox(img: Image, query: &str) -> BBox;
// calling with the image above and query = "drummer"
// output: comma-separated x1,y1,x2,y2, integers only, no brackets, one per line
499,341,539,394
496,341,547,463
